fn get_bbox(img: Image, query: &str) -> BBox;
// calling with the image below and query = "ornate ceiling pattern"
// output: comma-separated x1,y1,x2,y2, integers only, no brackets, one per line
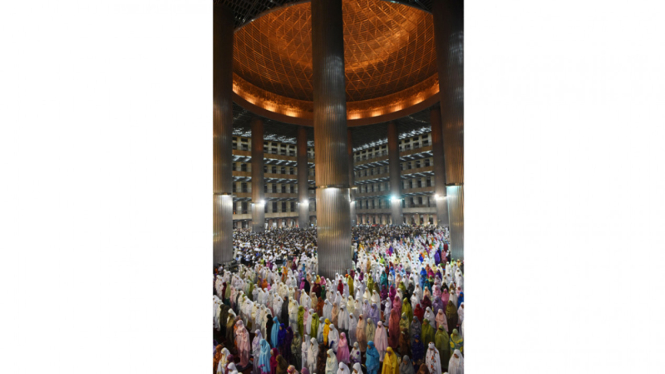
225,0,439,125
233,0,436,103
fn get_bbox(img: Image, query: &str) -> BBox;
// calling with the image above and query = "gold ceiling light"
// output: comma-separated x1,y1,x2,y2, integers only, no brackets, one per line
232,0,439,125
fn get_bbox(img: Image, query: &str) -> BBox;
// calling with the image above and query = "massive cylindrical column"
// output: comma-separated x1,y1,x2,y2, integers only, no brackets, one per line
348,129,357,226
251,117,265,233
387,121,403,226
430,105,450,228
297,126,310,228
213,3,234,266
312,0,352,278
433,0,464,260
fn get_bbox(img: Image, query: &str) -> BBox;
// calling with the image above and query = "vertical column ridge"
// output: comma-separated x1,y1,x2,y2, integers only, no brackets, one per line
430,105,449,227
312,0,352,278
388,121,403,225
348,129,357,226
251,117,265,233
213,2,234,266
297,126,310,228
433,0,464,259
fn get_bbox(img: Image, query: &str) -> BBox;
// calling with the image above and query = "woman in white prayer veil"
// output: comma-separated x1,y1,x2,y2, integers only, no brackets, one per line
363,288,371,302
217,348,231,374
258,306,267,338
354,298,362,320
348,313,358,346
308,337,319,374
422,287,431,301
371,290,380,305
448,289,458,309
317,317,325,343
266,292,274,313
425,342,441,374
231,287,238,308
214,295,223,330
334,291,344,306
454,269,463,291
325,349,339,374
302,334,310,372
328,324,340,353
227,363,239,374
244,298,253,319
337,362,351,374
252,330,264,374
396,288,404,303
252,299,259,322
281,285,290,299
414,285,423,304
424,307,436,329
311,292,319,310
338,304,349,331
355,276,365,299
347,296,356,317
323,300,333,321
258,289,266,305
306,308,314,335
301,290,310,308
362,300,370,320
447,350,464,374
289,298,299,327
274,296,285,318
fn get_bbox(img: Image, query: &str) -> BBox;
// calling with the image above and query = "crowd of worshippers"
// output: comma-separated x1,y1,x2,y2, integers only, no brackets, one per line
232,228,319,266
213,225,465,374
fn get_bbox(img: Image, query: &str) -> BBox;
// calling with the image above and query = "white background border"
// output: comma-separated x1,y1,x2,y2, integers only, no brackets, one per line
1,0,664,373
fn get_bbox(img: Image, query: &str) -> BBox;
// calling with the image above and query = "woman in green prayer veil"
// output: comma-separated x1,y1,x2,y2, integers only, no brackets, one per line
420,319,435,347
310,312,320,338
401,298,413,324
297,306,305,337
434,325,450,372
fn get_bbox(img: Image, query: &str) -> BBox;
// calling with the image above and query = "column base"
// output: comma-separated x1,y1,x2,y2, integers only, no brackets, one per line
446,185,464,260
213,194,234,266
316,187,352,279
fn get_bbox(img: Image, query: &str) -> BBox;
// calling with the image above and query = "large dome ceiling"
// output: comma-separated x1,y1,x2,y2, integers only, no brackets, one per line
231,0,440,126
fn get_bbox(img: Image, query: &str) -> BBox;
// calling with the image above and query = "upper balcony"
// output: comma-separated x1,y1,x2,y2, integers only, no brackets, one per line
399,145,433,160
353,144,434,169
232,149,315,165
401,165,435,178
355,172,390,184
355,185,434,199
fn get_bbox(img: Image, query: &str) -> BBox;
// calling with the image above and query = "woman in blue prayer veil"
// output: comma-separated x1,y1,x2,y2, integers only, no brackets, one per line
271,317,281,348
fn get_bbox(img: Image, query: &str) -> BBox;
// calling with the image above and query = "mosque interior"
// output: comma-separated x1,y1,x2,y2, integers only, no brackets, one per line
214,0,464,373
214,1,464,373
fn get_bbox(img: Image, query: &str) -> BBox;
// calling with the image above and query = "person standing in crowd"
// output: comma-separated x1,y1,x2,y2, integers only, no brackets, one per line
366,341,381,374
